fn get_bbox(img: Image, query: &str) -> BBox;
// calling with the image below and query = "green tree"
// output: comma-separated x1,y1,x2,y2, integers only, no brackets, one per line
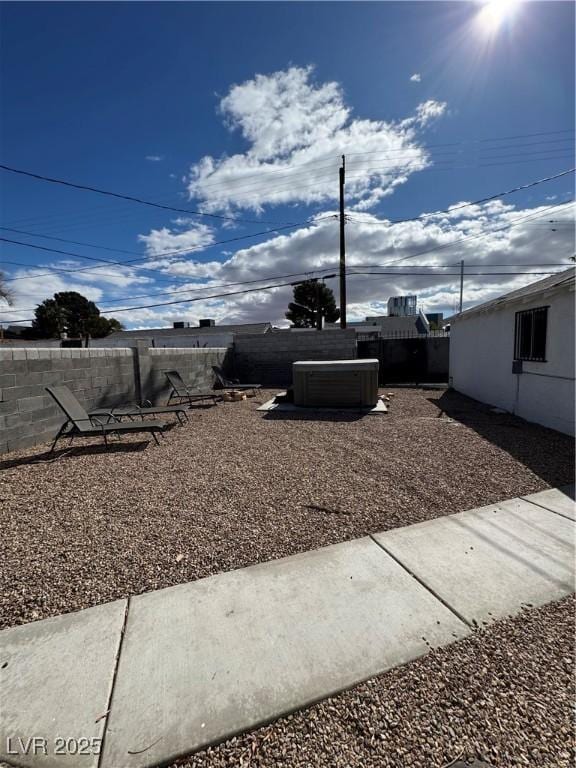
31,291,123,339
0,271,13,305
286,280,340,328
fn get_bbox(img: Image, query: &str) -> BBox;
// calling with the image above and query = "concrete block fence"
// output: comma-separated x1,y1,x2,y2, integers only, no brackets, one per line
141,346,231,405
233,329,358,387
0,346,229,454
0,332,357,453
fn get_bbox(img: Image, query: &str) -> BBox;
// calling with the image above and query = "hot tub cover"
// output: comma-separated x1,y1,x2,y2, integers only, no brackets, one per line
292,359,379,372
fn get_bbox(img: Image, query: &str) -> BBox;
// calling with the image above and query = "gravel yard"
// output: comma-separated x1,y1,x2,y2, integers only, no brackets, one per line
173,595,575,768
1,387,573,628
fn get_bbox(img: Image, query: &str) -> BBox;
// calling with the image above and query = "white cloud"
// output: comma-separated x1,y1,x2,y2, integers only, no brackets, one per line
412,99,448,126
0,263,152,326
145,155,163,162
410,73,422,82
187,66,448,213
113,200,574,328
138,221,215,257
6,202,571,332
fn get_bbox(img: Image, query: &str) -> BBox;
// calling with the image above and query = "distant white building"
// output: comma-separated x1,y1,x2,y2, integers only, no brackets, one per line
450,268,575,435
93,320,272,349
387,295,417,316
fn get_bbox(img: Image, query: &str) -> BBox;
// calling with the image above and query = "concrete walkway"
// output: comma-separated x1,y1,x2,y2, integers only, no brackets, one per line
1,486,574,768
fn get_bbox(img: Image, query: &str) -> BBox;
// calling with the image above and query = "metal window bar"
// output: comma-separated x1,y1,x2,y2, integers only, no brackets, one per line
514,306,548,362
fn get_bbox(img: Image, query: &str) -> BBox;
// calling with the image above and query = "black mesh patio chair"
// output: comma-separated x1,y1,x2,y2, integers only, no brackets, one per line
165,370,219,407
90,399,189,426
212,366,262,398
46,386,168,452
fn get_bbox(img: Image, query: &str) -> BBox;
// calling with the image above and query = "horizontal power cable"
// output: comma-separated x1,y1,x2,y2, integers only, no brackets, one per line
0,163,301,227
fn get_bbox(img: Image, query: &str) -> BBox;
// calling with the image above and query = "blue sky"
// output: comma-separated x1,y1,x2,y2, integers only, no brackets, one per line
0,1,574,329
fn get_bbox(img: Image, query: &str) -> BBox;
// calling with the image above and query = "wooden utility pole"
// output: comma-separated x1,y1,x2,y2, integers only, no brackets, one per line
459,260,464,313
315,279,322,331
339,155,347,329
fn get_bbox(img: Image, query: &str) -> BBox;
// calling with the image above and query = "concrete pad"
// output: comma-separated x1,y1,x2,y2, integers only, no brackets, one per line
0,601,127,768
257,395,388,415
101,538,468,768
521,485,575,521
374,499,575,626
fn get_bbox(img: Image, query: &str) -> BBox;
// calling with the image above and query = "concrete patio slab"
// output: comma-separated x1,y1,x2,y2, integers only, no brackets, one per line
373,499,575,626
100,538,467,768
257,394,388,414
521,484,576,521
0,600,127,768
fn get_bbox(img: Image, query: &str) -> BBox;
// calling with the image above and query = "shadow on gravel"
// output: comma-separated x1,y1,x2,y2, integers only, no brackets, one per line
430,390,575,488
263,410,367,423
0,440,152,470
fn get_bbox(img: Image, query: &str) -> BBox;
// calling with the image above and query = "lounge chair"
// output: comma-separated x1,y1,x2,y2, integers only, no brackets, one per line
212,366,262,398
90,399,189,426
46,386,168,452
165,370,219,407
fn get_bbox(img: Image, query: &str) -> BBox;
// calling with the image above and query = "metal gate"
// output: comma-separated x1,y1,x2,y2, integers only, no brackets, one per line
358,336,448,385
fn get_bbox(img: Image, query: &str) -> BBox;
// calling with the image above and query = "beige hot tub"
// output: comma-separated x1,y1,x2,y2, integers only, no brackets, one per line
292,359,379,408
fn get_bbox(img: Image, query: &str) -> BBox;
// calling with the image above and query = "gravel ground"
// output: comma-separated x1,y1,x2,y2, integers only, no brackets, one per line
1,388,573,628
173,596,575,768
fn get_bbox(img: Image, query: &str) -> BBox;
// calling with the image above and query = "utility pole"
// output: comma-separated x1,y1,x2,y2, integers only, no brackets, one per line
315,279,322,331
459,260,464,313
339,154,347,329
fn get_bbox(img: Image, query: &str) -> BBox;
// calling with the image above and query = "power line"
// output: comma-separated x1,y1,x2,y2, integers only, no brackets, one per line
346,143,575,170
3,195,570,292
347,262,571,270
344,128,575,156
3,203,567,311
0,220,328,284
3,147,567,234
0,163,298,227
2,129,573,231
0,267,342,315
3,260,571,316
346,151,575,177
2,147,572,236
348,270,566,277
1,267,566,325
374,202,574,266
345,168,575,226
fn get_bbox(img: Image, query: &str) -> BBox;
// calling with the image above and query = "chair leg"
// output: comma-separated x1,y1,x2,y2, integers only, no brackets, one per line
50,423,68,453
152,430,161,446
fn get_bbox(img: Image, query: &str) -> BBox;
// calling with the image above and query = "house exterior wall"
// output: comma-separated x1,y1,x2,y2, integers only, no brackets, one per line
450,288,575,435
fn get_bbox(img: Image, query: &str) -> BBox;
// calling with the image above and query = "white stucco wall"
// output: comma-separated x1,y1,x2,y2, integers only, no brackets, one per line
450,286,575,435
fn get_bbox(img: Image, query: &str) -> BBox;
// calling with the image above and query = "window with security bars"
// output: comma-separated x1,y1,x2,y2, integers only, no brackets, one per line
514,306,548,362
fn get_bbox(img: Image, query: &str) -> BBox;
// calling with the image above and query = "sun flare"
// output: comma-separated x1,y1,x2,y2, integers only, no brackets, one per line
477,0,521,33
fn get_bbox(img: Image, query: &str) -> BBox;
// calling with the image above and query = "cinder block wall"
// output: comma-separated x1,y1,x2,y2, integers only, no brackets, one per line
233,330,357,387
0,346,231,454
0,348,136,454
142,347,231,404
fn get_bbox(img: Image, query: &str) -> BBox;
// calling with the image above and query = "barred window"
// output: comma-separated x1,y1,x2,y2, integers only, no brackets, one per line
514,306,548,362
